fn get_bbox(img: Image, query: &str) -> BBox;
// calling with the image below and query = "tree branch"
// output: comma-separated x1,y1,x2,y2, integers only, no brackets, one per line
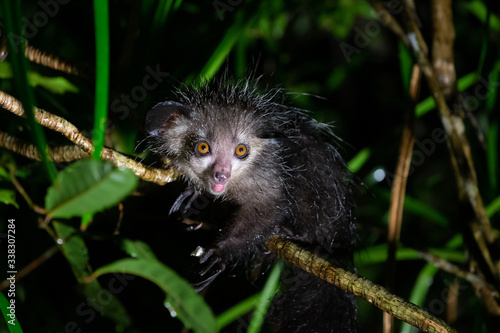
266,235,457,333
1,26,93,80
366,0,499,318
25,43,94,81
267,236,457,333
0,130,90,162
418,250,499,300
428,0,500,317
431,0,457,98
0,245,59,291
401,0,496,270
0,90,180,185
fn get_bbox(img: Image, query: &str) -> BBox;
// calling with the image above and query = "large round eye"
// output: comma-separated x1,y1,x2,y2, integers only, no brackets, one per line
196,141,210,155
235,144,249,158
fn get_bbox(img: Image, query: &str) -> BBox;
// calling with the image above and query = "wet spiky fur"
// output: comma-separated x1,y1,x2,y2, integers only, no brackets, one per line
146,79,358,332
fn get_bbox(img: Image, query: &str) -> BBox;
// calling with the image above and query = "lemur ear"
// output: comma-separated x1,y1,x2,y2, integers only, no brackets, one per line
146,101,189,136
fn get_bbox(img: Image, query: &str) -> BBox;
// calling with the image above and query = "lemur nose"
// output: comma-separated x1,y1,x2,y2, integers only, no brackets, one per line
215,172,227,182
214,165,231,184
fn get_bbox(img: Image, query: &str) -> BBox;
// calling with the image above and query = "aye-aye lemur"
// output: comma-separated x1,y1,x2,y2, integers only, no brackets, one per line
146,78,358,332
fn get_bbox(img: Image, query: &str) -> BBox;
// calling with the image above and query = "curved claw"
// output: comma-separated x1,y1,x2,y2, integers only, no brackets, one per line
183,191,201,214
199,248,214,264
194,248,227,291
194,269,223,292
169,187,197,216
200,254,220,276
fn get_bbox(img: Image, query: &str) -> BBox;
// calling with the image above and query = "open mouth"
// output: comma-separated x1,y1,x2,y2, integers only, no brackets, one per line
212,183,225,193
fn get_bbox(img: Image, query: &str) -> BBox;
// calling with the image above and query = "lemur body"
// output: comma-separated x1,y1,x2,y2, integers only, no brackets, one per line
146,79,358,332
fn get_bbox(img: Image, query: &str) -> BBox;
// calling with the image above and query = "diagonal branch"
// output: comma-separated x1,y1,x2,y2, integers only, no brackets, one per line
0,245,59,291
25,43,94,81
418,250,499,300
266,235,458,333
0,130,90,162
367,0,408,43
1,26,93,80
0,90,180,185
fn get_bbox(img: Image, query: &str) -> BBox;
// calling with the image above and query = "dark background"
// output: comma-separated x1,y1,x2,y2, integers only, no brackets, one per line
0,0,499,332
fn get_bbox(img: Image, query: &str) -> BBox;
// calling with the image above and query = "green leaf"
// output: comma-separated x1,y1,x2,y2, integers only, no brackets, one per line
198,20,247,82
465,0,500,32
196,3,260,83
355,243,464,266
122,239,158,260
92,258,217,333
216,293,261,331
53,221,131,328
111,126,138,155
486,61,500,110
80,212,93,231
326,66,349,91
399,41,413,93
486,195,500,218
173,0,183,10
356,243,418,265
53,221,91,281
348,147,371,173
28,72,79,94
0,62,78,95
0,190,18,209
376,188,448,226
0,291,23,333
0,62,13,79
319,0,372,39
247,261,284,333
153,0,175,31
0,166,10,180
45,160,137,218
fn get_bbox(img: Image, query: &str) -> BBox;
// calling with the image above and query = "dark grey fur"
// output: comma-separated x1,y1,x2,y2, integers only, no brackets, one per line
146,79,358,332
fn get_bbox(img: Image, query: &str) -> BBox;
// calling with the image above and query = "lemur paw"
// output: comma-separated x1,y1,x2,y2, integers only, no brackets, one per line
169,186,201,216
193,248,226,292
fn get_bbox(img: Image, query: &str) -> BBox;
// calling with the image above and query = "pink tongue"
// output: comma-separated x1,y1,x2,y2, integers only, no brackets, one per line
213,184,225,193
